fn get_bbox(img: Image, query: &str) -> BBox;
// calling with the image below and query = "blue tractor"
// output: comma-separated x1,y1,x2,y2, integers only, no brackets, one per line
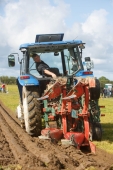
8,34,101,152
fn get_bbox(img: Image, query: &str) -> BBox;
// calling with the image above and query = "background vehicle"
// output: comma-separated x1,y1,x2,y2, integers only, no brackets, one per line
104,84,112,90
8,33,101,152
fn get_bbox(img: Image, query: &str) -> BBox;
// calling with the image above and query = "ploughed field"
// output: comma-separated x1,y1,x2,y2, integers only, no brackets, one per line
0,100,113,170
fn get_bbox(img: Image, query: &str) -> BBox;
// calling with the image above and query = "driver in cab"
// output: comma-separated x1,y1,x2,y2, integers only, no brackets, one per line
32,53,57,78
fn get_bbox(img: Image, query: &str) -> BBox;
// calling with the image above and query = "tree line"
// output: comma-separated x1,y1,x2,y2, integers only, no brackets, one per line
0,76,16,85
99,76,113,88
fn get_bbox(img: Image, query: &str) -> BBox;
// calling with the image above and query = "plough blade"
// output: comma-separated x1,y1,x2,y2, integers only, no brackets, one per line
64,132,85,148
41,128,63,141
89,141,96,154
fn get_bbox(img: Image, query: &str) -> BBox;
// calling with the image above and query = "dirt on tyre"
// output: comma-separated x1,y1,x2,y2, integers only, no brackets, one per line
22,86,42,136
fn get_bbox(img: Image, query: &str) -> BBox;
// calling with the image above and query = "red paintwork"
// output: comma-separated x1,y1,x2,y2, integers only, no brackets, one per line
64,132,85,148
41,128,63,140
42,82,66,100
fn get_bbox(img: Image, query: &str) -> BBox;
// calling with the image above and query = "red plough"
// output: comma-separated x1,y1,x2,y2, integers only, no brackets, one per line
39,78,96,153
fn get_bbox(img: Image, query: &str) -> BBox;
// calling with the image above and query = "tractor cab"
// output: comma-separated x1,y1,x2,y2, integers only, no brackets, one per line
28,47,84,78
8,33,88,78
27,34,85,78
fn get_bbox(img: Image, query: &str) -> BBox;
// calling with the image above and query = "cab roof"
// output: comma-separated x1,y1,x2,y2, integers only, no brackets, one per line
19,33,84,51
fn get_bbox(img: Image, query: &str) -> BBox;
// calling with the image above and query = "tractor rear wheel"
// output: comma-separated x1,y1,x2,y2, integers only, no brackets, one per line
22,86,42,136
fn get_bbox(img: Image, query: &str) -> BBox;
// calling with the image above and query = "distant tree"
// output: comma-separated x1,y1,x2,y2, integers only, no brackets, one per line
99,76,113,88
0,76,16,85
110,80,113,84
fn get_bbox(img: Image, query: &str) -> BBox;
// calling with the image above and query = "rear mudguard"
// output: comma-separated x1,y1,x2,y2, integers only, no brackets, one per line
16,74,39,103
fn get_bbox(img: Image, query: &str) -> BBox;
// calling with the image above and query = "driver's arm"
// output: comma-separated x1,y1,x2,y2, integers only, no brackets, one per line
44,69,56,78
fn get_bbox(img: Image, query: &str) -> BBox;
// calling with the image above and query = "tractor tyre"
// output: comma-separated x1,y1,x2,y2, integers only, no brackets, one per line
93,122,102,141
22,86,42,136
89,79,100,100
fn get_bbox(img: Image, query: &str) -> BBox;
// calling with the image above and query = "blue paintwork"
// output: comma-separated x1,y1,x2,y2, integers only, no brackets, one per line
73,70,94,86
17,74,39,86
17,74,39,102
19,40,83,50
75,70,94,78
16,79,22,103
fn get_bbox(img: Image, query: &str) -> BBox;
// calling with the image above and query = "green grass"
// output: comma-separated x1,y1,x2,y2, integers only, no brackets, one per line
0,85,113,154
0,85,19,112
94,97,113,153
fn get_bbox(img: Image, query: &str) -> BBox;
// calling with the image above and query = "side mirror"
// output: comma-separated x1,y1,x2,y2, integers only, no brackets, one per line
8,54,15,67
85,57,90,62
84,57,94,70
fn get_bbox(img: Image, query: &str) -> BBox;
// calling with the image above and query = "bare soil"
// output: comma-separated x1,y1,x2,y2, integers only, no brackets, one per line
0,101,113,170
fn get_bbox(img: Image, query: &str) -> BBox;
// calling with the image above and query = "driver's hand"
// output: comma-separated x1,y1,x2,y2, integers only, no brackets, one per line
51,73,57,78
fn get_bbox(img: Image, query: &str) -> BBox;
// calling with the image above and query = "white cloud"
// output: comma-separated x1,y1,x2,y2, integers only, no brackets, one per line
82,9,108,34
81,10,113,80
3,0,69,46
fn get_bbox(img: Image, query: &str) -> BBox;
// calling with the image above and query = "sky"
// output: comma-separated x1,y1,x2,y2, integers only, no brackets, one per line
0,0,113,80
